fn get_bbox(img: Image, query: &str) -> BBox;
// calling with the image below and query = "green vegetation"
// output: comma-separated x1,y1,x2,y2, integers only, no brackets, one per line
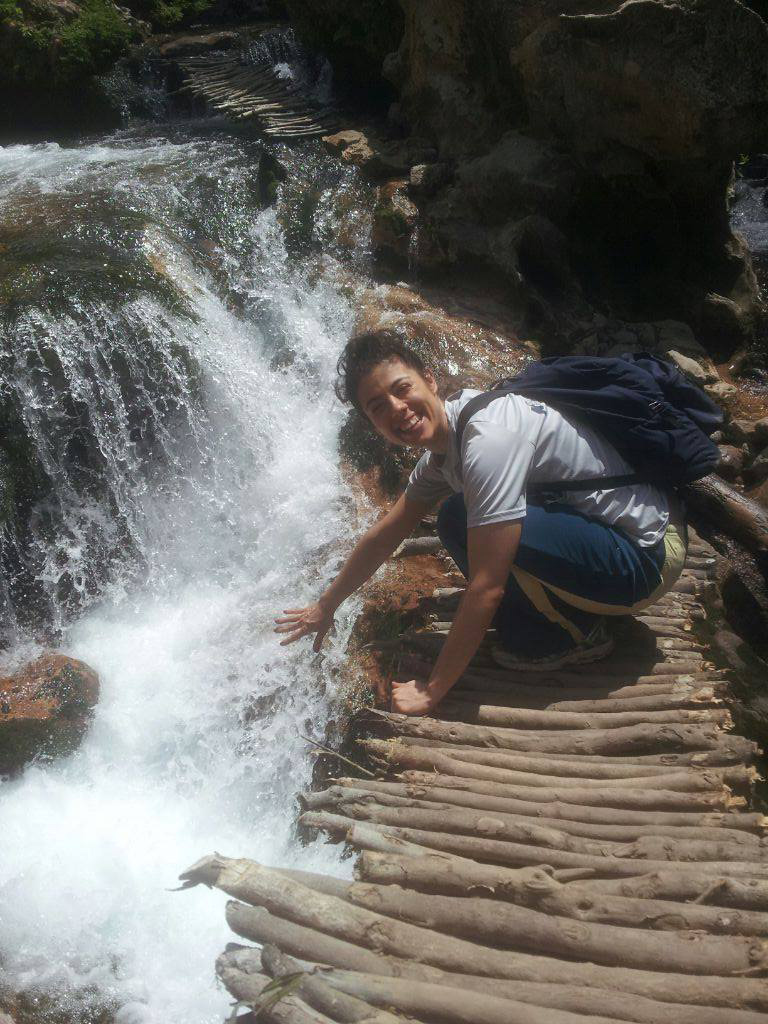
123,0,213,31
0,0,132,88
0,0,214,127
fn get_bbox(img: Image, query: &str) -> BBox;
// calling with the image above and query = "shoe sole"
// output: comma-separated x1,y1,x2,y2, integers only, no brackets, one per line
491,636,615,673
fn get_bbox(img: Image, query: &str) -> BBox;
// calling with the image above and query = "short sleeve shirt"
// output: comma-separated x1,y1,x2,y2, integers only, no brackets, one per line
405,390,671,546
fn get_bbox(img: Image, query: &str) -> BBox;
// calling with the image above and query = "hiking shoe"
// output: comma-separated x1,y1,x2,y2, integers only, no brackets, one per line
491,620,614,673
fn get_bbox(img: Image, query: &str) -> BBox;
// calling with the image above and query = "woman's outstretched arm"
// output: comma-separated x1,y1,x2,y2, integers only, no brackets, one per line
274,492,435,651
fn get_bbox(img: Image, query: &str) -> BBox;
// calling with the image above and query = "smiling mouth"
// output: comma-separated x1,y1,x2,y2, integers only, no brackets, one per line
397,413,423,439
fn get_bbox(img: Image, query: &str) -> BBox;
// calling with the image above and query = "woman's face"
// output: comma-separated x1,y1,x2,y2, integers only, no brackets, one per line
356,358,449,453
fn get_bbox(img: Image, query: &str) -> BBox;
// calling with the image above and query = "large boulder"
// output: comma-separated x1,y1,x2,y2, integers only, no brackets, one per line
0,654,99,775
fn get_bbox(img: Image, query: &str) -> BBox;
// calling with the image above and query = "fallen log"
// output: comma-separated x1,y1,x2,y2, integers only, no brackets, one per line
375,712,751,758
395,740,753,771
319,969,626,1024
341,775,765,830
326,965,766,1024
221,928,765,1023
347,821,768,913
303,786,765,843
403,746,756,792
276,866,768,973
452,665,726,690
361,740,749,797
183,858,768,1011
215,963,336,1023
447,686,725,714
259,946,410,1024
433,700,731,731
396,771,755,820
355,851,768,937
683,476,768,566
320,799,768,865
301,811,768,879
574,871,768,910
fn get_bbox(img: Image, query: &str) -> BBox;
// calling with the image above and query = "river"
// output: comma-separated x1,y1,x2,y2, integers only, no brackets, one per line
0,91,373,1023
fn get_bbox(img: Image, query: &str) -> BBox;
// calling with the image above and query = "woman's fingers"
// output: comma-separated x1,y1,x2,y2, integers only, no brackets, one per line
279,624,308,646
312,624,332,653
274,602,333,650
274,611,306,624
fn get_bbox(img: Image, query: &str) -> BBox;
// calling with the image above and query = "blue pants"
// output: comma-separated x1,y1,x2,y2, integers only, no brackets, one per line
437,494,667,657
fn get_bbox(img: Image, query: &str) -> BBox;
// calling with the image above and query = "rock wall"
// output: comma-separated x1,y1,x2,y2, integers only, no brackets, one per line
284,0,402,97
298,0,768,359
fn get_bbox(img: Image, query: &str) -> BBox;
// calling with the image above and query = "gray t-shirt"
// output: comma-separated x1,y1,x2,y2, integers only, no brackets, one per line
405,389,671,547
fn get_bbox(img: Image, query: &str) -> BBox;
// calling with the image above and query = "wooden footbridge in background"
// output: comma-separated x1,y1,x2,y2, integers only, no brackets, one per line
176,56,337,139
181,529,768,1023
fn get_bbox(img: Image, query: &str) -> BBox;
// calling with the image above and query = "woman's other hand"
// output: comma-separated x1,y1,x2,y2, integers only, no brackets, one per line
390,678,443,716
274,603,335,652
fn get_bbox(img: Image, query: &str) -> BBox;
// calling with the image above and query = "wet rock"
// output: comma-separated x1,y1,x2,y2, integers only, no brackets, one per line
666,350,708,384
725,418,764,448
705,379,738,404
409,162,453,199
754,417,768,447
715,444,745,483
700,290,757,360
257,150,287,207
354,281,535,394
742,154,768,181
0,654,99,776
746,446,768,485
323,131,437,180
157,31,239,58
371,181,419,264
324,130,375,166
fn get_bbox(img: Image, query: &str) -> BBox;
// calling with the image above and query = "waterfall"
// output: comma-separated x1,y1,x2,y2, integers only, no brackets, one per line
0,124,374,1023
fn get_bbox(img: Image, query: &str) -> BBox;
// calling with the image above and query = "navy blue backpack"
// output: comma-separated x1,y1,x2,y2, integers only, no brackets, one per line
455,353,723,494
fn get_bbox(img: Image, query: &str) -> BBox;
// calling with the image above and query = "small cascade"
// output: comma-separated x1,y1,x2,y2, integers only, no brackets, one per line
0,119,374,1023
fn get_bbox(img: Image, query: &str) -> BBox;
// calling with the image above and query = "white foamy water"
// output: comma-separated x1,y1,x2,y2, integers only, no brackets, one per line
0,130,372,1022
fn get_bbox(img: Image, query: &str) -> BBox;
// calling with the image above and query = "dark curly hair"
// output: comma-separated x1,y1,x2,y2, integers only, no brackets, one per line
335,330,429,414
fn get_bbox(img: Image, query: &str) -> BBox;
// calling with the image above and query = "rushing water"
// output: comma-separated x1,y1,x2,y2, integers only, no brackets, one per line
0,117,374,1022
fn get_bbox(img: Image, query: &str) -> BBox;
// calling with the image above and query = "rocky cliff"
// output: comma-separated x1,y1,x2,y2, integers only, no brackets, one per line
293,0,768,361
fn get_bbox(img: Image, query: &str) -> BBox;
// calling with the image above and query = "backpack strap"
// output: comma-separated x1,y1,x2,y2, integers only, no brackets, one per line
454,389,644,495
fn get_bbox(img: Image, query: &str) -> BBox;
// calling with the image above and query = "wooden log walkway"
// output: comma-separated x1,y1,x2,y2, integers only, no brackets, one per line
176,55,338,139
181,529,768,1022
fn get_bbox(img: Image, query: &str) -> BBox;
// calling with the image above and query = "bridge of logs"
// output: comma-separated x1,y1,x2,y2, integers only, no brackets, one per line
181,528,768,1024
176,56,337,139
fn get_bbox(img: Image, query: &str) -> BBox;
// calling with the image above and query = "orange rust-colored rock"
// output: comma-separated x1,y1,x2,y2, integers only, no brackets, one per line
0,653,99,775
354,281,536,394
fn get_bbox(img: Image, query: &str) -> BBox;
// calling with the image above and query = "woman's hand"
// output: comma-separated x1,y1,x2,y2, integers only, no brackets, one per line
390,678,444,716
274,602,335,652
